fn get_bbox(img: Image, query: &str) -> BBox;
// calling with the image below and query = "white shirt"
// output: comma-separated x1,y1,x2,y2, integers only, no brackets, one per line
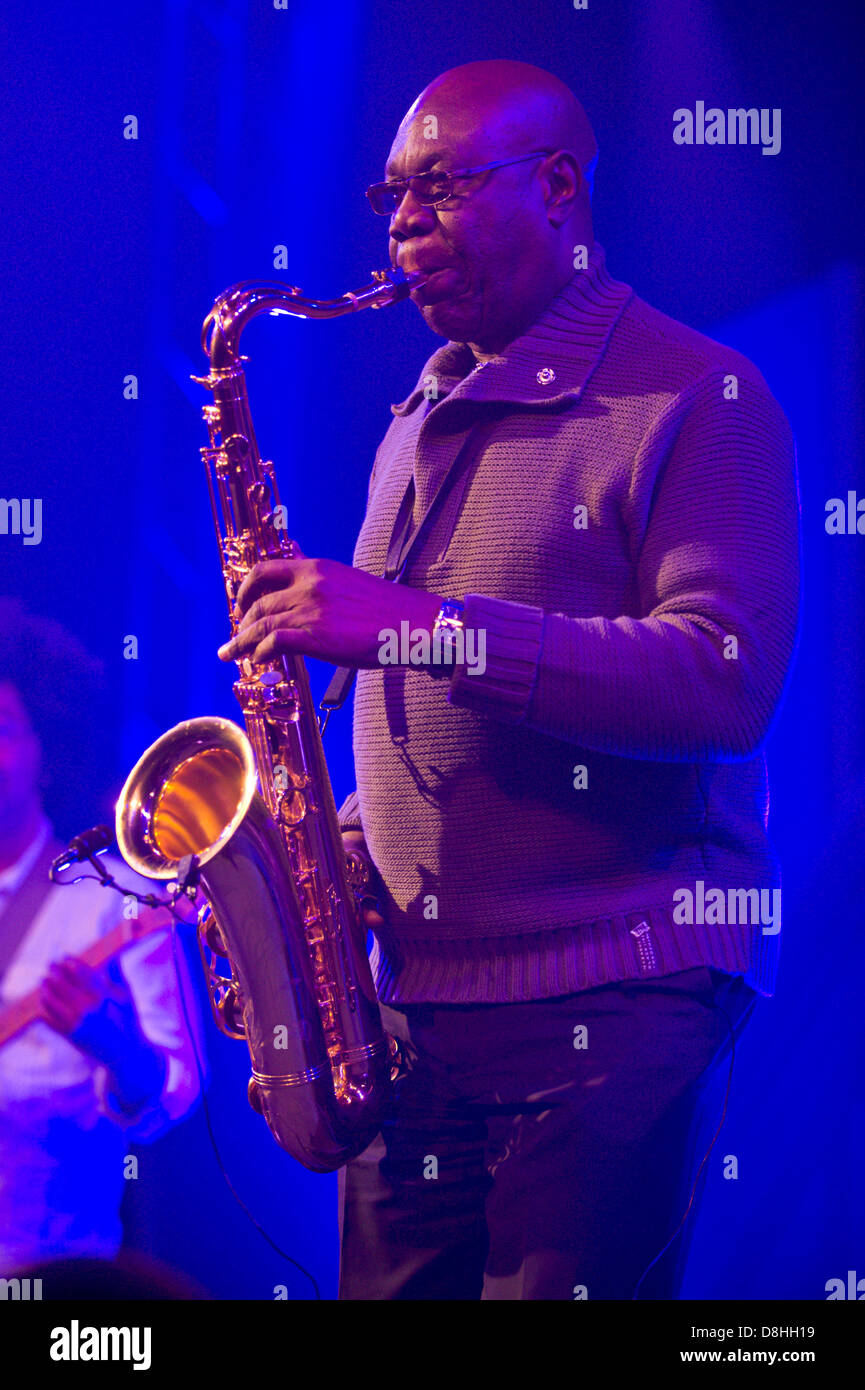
0,818,206,1272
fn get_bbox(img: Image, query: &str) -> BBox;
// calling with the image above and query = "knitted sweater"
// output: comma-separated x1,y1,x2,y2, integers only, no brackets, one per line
337,241,800,1004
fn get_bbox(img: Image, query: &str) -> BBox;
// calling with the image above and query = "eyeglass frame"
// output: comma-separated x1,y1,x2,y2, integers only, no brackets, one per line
366,149,570,216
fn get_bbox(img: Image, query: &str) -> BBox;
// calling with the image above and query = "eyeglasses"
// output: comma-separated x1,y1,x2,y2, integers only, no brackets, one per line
366,150,554,216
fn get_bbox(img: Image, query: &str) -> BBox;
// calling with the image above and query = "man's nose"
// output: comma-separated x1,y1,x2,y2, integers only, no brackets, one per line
387,186,438,242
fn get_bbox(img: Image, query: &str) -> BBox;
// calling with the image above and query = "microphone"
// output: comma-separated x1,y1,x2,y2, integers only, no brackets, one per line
50,824,114,877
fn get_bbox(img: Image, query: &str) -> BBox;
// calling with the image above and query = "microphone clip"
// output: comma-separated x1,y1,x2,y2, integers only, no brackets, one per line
175,854,201,895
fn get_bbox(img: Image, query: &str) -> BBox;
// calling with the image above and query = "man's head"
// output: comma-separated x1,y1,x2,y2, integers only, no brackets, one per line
380,60,597,354
0,600,108,841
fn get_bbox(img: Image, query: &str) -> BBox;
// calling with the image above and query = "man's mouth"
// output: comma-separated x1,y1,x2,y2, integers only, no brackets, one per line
409,267,461,306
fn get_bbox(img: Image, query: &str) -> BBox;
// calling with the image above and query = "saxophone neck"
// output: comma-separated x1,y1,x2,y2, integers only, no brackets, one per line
201,266,425,371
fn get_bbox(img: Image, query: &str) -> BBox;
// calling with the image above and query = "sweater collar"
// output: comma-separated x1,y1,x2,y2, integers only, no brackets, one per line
390,241,633,416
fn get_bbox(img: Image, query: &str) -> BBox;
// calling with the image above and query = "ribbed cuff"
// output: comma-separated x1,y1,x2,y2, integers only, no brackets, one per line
446,593,545,723
337,789,363,834
368,903,780,1005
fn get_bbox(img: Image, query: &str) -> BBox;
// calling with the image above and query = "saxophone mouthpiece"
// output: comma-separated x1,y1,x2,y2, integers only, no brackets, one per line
370,265,427,305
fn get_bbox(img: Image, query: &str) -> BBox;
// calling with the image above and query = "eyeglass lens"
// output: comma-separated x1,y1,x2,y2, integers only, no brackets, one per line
371,170,454,214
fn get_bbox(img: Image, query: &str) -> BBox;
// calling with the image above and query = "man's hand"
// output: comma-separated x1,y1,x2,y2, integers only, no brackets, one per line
39,957,164,1110
216,547,444,670
40,957,127,1051
342,831,384,931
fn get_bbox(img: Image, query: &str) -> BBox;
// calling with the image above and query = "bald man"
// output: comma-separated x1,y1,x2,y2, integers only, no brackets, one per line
222,61,800,1300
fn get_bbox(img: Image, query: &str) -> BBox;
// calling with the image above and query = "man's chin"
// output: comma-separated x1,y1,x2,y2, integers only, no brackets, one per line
418,295,477,342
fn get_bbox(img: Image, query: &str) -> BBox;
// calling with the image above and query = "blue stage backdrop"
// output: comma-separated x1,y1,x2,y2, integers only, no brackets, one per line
1,0,862,1299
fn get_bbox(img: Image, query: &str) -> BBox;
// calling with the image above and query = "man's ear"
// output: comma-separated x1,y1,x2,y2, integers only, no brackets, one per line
545,151,582,227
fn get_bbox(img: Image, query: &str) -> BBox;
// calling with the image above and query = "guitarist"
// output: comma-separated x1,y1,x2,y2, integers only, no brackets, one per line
0,601,204,1277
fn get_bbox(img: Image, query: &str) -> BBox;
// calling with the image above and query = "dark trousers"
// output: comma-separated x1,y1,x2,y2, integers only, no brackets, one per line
338,966,756,1300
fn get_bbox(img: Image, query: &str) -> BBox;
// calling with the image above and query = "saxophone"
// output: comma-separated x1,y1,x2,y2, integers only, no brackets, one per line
115,266,425,1172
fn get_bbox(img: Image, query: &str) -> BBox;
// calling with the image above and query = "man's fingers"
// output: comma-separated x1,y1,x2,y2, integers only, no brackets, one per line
47,959,101,1003
236,588,306,635
250,627,314,664
55,956,100,990
39,980,84,1033
219,626,303,664
40,958,117,1034
218,614,271,662
218,613,312,664
233,559,301,616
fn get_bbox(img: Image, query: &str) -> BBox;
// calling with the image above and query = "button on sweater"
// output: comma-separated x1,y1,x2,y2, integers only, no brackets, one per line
337,241,800,1004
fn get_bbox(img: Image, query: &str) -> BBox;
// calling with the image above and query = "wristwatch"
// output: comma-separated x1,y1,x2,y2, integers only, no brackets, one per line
430,598,465,677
